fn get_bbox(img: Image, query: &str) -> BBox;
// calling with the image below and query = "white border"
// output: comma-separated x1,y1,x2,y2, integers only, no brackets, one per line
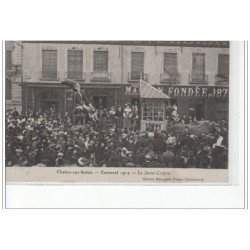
3,41,245,208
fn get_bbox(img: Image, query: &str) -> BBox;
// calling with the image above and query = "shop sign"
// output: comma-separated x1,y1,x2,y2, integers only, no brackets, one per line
158,86,229,98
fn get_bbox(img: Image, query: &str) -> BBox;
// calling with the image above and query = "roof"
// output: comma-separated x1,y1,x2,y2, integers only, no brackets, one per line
140,80,170,99
21,41,230,48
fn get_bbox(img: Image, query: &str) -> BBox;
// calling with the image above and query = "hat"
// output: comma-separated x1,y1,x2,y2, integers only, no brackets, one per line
58,152,64,157
15,149,23,153
78,157,90,166
122,147,128,153
148,132,154,138
139,132,146,138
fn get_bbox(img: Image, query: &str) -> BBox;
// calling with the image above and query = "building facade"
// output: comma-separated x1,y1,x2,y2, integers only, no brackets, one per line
5,41,23,112
19,41,229,121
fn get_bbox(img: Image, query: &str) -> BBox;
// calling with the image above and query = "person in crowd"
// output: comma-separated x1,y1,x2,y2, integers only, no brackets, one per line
115,105,123,129
5,104,228,169
131,104,139,131
123,103,132,131
108,106,116,129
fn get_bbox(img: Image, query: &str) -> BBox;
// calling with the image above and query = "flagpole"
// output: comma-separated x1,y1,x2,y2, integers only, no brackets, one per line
139,75,142,131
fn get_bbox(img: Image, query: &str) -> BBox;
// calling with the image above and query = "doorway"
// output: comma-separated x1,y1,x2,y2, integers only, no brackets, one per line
37,90,59,113
92,96,108,109
189,99,204,121
41,101,58,113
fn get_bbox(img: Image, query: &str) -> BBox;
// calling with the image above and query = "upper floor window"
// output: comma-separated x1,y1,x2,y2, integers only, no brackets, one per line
131,52,144,80
67,50,83,80
164,53,178,75
218,54,229,77
42,50,57,79
161,53,180,84
93,51,108,72
6,50,12,70
191,53,207,83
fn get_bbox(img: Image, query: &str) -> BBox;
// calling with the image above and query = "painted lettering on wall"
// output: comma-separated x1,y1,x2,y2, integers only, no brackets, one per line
158,86,229,98
125,85,229,98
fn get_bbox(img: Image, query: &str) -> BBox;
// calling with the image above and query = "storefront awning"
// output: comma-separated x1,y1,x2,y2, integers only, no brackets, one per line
140,80,170,99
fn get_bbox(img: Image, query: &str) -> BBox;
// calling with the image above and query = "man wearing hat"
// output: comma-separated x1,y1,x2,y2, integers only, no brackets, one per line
115,105,123,130
55,152,64,166
123,103,132,131
26,151,37,166
161,146,175,168
12,149,28,166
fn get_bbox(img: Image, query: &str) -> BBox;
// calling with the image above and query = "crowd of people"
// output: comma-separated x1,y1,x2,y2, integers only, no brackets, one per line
5,105,228,169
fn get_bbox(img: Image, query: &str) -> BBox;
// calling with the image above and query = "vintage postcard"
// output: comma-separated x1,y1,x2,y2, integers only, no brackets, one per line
5,41,230,184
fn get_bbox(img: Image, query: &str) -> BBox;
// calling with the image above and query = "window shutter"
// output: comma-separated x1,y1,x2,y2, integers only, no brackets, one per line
6,50,12,70
164,53,178,75
68,50,83,79
131,52,144,79
42,50,57,79
192,53,205,81
218,54,229,77
93,51,108,72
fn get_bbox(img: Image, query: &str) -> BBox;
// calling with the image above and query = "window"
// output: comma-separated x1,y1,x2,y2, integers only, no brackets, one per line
42,50,57,79
218,54,229,77
164,53,178,75
67,50,83,79
191,53,206,81
131,52,144,80
142,101,164,122
6,78,12,100
93,51,108,72
6,50,12,70
215,100,228,120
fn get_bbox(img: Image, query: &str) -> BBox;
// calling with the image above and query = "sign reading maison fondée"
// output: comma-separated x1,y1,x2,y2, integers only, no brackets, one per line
125,85,229,98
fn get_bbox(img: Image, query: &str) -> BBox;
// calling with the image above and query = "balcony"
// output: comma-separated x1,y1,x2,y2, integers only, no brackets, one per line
215,74,229,85
128,72,148,83
90,71,111,82
160,72,180,84
40,71,59,81
66,71,85,82
189,74,208,84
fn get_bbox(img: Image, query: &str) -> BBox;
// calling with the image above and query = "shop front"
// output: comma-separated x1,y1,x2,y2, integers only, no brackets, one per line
23,82,125,115
155,85,229,121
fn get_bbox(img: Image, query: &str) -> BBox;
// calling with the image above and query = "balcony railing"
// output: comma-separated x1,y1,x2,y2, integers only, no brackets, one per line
160,72,180,84
189,74,208,84
90,71,111,82
128,72,147,82
40,71,59,81
215,74,229,85
66,71,85,81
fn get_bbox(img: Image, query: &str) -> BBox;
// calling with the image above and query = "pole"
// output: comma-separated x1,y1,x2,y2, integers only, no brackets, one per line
139,77,142,131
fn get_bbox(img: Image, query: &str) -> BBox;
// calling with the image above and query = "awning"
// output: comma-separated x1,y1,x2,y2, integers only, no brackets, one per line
140,80,170,99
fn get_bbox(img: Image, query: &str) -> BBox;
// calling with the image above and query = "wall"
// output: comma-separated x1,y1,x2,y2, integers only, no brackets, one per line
22,42,229,86
5,41,22,112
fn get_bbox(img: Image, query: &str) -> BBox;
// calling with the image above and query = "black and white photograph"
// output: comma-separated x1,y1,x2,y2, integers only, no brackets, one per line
5,41,230,183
